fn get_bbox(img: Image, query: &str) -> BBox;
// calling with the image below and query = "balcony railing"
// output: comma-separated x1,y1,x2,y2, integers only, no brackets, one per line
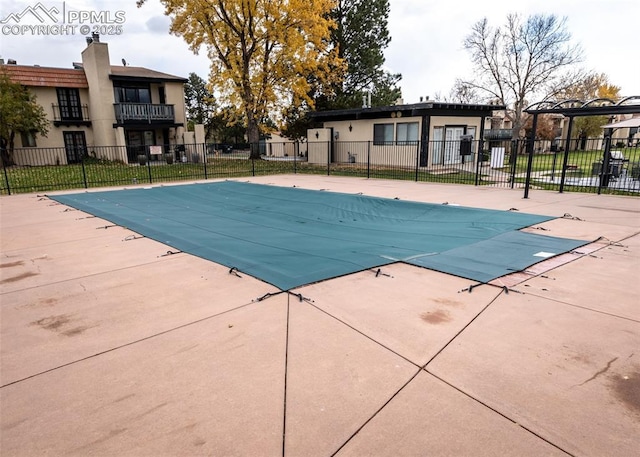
484,128,514,140
114,103,175,124
52,104,91,125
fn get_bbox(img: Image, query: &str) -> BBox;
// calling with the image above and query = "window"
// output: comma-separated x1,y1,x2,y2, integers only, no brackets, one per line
396,122,419,143
63,131,87,164
373,123,394,145
114,86,151,103
56,88,82,120
432,127,444,164
20,131,37,147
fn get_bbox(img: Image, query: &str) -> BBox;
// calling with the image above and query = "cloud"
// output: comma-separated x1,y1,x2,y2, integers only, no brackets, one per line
1,0,638,102
145,15,170,34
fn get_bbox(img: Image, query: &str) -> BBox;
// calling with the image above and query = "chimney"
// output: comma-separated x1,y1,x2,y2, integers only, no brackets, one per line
81,40,115,146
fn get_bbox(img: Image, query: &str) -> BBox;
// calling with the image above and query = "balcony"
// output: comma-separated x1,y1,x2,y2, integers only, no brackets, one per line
114,103,175,125
52,103,91,126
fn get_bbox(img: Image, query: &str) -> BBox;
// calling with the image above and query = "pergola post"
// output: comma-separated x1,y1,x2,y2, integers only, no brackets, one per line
559,116,575,193
523,114,538,199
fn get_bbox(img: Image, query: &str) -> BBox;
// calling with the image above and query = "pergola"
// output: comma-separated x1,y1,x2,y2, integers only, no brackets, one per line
522,96,640,196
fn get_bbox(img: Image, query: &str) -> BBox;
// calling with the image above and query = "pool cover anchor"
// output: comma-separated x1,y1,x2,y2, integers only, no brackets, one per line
289,292,314,304
372,268,393,278
229,267,242,278
159,250,182,257
123,234,145,241
459,284,481,293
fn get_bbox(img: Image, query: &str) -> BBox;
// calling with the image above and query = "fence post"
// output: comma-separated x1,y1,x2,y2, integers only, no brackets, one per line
558,146,571,193
523,136,538,198
252,157,256,176
510,140,518,189
367,141,371,179
146,152,153,184
2,160,11,195
327,141,330,176
413,142,419,182
475,139,483,186
293,142,297,174
559,117,576,194
203,143,208,180
597,134,613,195
81,156,88,188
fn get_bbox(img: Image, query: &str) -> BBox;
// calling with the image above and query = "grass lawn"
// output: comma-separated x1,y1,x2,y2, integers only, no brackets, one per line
1,158,483,195
490,147,640,174
3,150,638,195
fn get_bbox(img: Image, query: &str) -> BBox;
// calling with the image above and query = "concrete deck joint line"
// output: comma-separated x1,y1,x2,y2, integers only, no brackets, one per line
329,368,424,457
422,287,505,368
514,292,640,323
282,294,291,457
0,299,263,389
423,370,577,457
0,257,184,296
305,300,419,368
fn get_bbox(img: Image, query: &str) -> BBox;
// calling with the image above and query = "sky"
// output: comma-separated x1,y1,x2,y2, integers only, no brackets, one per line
1,0,639,105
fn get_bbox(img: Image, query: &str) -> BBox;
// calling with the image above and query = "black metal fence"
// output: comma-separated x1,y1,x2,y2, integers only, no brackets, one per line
2,138,639,196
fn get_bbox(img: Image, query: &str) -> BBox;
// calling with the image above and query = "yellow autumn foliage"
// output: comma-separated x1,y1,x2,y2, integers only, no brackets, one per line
138,0,344,146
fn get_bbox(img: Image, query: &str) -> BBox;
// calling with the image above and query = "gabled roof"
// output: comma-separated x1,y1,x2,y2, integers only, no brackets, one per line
109,66,187,83
310,101,505,122
1,64,88,88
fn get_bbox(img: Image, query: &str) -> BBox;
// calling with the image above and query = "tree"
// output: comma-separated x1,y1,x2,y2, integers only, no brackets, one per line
0,71,49,166
324,0,401,109
523,114,557,141
555,72,622,148
184,72,218,137
438,81,481,104
459,13,583,141
280,0,401,138
139,0,341,158
554,72,621,101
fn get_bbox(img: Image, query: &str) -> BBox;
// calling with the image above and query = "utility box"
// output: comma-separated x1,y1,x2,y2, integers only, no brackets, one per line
460,135,473,156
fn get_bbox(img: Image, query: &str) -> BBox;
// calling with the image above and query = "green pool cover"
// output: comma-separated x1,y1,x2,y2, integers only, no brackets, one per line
51,181,589,290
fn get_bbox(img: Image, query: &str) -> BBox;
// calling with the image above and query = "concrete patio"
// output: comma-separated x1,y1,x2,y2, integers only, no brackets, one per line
1,175,639,456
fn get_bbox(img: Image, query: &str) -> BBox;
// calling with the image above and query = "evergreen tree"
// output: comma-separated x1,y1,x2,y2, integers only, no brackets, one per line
184,72,217,138
327,0,401,109
281,0,401,138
